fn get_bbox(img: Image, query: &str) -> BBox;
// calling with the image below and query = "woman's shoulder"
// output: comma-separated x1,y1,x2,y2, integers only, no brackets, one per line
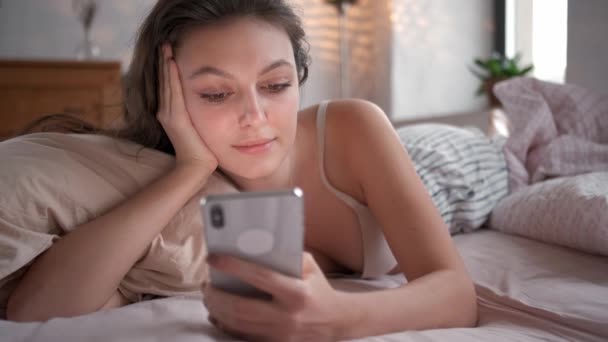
297,99,393,204
326,98,389,133
297,98,394,160
298,98,391,137
302,99,393,153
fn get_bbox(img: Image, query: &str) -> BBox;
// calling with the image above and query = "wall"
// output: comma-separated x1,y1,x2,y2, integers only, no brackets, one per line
0,0,156,70
566,0,608,93
0,0,493,118
390,0,494,119
293,0,393,112
297,0,494,118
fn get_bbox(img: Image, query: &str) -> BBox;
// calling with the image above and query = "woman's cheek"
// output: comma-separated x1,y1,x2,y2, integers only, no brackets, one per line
193,116,220,145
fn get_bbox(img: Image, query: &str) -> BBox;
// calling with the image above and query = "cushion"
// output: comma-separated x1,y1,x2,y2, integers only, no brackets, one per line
489,172,608,256
396,123,508,234
0,132,237,309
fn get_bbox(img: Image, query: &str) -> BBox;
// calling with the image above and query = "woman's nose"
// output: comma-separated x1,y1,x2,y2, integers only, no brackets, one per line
239,90,267,127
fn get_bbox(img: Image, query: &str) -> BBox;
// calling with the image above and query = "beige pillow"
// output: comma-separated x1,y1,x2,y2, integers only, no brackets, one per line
0,132,237,308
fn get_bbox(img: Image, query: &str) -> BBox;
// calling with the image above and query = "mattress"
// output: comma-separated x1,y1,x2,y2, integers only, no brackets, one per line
2,230,607,341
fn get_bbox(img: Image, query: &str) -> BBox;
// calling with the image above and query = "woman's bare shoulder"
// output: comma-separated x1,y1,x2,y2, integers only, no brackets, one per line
301,99,394,204
298,98,390,136
323,99,394,152
316,99,390,142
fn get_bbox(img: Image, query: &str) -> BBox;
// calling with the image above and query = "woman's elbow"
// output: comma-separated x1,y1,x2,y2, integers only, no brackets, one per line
6,292,41,322
454,274,478,328
7,286,68,322
7,287,130,322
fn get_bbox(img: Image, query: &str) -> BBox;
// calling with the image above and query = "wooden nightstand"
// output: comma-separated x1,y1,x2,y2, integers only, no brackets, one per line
0,59,124,140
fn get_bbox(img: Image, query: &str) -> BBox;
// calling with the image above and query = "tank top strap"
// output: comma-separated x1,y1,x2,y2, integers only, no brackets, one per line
316,101,361,209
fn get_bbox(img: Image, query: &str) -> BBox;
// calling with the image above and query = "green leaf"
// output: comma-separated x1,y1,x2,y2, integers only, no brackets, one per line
519,65,534,75
487,60,502,76
470,51,533,96
474,58,487,69
513,53,522,65
468,66,488,80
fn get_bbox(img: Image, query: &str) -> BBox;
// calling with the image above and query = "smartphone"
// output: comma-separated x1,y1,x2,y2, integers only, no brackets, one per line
200,187,304,299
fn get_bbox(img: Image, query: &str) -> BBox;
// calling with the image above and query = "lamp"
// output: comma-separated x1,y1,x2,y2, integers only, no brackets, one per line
325,0,358,98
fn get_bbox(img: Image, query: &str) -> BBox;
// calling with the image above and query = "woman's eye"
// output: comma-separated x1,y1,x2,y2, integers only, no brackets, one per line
263,82,292,93
199,92,233,103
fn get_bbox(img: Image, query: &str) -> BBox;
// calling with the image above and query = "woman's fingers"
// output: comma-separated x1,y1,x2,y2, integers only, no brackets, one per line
167,50,187,117
155,42,219,172
302,252,325,278
207,255,307,304
203,284,280,325
158,43,185,124
203,286,277,338
157,43,171,121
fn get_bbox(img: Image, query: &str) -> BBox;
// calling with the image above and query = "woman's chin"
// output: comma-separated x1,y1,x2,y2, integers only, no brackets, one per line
220,161,282,183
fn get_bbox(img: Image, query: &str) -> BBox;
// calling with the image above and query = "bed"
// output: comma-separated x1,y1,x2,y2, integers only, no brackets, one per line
1,77,607,341
2,229,607,341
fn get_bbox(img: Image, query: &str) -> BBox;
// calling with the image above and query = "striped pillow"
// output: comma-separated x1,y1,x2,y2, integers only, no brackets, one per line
396,124,508,234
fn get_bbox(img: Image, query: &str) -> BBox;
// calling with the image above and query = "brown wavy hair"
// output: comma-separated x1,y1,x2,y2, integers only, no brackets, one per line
24,0,310,156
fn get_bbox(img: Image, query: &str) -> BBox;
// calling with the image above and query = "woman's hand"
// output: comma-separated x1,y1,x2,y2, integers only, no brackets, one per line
157,43,218,173
202,252,349,341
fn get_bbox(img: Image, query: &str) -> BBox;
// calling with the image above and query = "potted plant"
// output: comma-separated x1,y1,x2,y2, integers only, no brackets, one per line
470,52,533,107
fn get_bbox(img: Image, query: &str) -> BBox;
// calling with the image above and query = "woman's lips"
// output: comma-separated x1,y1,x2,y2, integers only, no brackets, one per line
233,138,276,154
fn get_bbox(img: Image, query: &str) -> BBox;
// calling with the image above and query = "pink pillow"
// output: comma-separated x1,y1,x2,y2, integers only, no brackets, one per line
489,172,608,256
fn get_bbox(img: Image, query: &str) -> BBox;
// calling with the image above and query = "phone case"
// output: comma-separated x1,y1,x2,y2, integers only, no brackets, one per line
200,188,304,299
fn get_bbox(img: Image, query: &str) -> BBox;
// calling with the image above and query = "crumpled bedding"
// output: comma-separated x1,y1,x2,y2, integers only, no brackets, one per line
494,77,608,192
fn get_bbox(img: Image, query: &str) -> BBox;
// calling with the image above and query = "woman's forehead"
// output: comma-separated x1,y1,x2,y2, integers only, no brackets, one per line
176,18,295,70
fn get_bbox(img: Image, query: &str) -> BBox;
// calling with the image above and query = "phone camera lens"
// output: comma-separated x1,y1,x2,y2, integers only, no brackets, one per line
210,205,224,228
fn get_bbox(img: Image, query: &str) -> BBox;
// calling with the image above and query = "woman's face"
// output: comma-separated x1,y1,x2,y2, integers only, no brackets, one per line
174,18,300,181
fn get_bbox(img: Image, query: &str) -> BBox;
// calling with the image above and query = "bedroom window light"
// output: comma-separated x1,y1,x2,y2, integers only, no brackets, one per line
532,0,568,83
505,0,516,58
505,0,568,83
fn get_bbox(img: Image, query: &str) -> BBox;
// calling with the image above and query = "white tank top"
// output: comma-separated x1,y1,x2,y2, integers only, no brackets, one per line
316,101,398,279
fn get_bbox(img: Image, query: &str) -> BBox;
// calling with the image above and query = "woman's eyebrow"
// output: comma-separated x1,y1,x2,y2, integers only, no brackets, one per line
258,59,293,76
188,66,233,80
188,59,293,80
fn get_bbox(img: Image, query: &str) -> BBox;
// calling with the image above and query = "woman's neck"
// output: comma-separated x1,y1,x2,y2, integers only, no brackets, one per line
231,152,297,192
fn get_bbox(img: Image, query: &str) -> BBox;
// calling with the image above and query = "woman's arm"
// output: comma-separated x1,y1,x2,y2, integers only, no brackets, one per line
336,269,476,338
7,45,217,322
329,99,477,337
6,164,213,322
201,100,477,340
202,250,475,340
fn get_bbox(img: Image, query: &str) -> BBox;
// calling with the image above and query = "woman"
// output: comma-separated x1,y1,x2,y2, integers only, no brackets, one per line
7,0,482,339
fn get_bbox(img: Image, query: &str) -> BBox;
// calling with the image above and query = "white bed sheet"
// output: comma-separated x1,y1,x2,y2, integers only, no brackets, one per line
1,230,607,342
